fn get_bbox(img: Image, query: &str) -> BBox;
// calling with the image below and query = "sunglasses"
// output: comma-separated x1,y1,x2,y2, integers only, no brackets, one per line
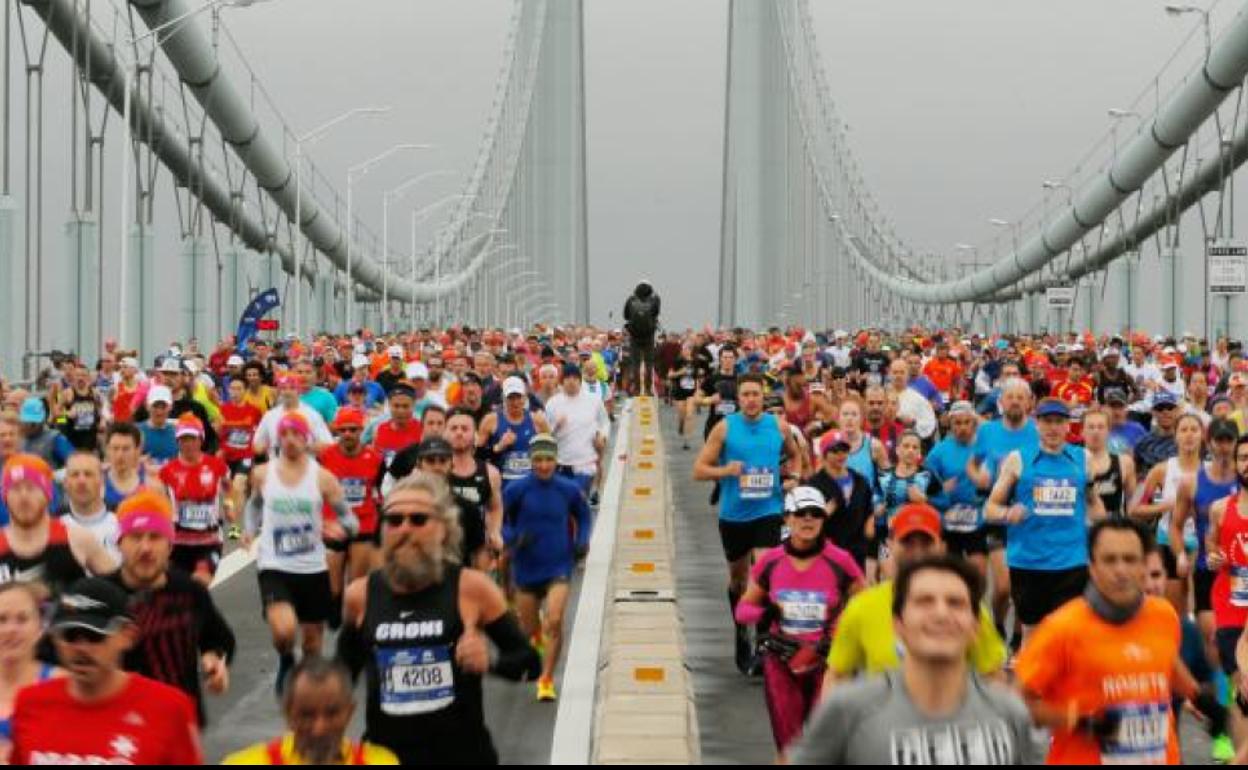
420,455,452,464
789,508,827,520
383,512,433,528
54,626,109,644
337,426,362,434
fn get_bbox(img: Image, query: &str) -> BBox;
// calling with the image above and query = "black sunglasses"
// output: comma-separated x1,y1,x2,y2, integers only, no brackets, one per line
54,626,109,644
789,508,827,520
383,512,433,528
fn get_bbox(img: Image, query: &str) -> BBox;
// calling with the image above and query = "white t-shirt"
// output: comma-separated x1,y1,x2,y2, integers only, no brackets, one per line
544,389,610,471
253,403,334,455
64,508,121,564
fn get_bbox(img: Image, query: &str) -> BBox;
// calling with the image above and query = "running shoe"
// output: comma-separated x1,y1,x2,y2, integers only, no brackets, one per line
1213,733,1234,763
734,625,752,675
536,677,557,702
589,491,600,507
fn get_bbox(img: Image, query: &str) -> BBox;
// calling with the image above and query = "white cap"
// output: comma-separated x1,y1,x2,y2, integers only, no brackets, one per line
1163,346,1177,356
120,356,139,368
387,345,403,358
405,362,429,381
1101,348,1121,359
834,329,848,338
146,385,173,406
227,354,245,367
351,354,369,370
784,486,827,514
159,358,183,374
502,377,527,397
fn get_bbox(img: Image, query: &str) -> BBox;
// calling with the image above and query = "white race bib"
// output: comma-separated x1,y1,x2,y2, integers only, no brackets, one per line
342,477,367,508
739,467,776,500
227,428,252,449
1099,702,1169,765
680,377,695,390
1231,566,1248,608
503,454,532,479
1032,479,1077,517
943,504,979,533
274,524,316,557
776,589,828,637
178,502,218,531
378,646,456,716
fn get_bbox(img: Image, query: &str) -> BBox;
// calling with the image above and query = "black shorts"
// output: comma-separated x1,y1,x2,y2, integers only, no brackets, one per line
324,533,375,553
226,458,253,478
943,529,990,557
257,570,332,624
1195,568,1217,614
1009,565,1088,626
1217,627,1243,675
718,516,783,563
171,544,221,577
984,524,1007,552
1160,547,1188,580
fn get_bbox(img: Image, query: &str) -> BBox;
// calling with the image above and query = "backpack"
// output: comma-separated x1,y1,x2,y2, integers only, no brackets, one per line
627,296,658,339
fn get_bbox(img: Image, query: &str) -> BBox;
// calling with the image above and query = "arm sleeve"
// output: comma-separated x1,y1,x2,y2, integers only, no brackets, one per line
244,490,264,537
196,586,238,663
483,613,541,681
336,619,369,681
572,488,593,550
329,496,360,536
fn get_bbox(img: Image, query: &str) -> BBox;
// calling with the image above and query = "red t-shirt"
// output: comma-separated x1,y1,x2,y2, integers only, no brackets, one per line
12,674,202,765
159,455,231,546
112,381,140,425
372,420,423,466
320,444,384,535
218,403,263,463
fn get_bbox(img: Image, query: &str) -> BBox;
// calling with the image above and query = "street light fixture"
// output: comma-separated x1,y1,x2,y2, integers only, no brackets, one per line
345,143,432,331
1165,4,1212,57
380,170,456,333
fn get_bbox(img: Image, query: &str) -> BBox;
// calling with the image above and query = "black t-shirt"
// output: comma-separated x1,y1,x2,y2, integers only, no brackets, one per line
852,351,890,388
376,367,408,395
700,372,739,437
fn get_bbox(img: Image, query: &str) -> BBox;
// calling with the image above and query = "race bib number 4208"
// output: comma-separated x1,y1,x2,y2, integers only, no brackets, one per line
378,646,456,716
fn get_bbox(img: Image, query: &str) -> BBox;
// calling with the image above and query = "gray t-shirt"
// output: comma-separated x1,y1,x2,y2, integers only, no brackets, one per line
788,671,1037,765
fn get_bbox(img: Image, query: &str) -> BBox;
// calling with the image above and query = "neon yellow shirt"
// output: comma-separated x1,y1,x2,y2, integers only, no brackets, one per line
826,581,1006,676
222,734,399,765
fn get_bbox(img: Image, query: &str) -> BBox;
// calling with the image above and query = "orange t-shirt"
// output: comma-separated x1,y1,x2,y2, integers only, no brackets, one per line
1015,596,1181,765
921,357,962,395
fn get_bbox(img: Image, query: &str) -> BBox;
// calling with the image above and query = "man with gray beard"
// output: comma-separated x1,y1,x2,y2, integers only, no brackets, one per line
336,473,540,765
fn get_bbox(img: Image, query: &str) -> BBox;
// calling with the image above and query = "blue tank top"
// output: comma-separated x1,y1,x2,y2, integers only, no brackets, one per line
1195,464,1240,571
875,469,934,522
846,436,876,483
1009,444,1088,571
0,664,55,740
719,412,785,523
492,408,537,485
103,467,147,511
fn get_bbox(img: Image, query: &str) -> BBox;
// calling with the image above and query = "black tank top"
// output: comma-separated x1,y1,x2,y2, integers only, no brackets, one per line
1092,454,1125,518
361,567,496,764
63,389,101,451
449,462,491,559
0,520,87,598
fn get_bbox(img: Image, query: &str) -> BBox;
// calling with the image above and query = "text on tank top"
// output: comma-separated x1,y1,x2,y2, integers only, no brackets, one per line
1092,454,1125,517
449,461,493,514
258,459,325,574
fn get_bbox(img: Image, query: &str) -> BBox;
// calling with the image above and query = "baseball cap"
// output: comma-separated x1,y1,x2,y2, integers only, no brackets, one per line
502,377,527,398
1103,387,1128,405
1161,359,1180,370
529,432,558,459
347,381,367,394
389,382,417,400
820,431,851,453
174,414,205,440
1034,398,1071,419
784,486,827,514
120,356,139,369
947,400,975,417
1152,391,1180,409
1101,347,1121,360
18,397,46,425
50,578,133,636
1210,418,1239,442
891,503,942,541
416,436,453,460
405,362,429,381
333,408,366,429
460,372,482,386
159,357,183,374
387,345,404,358
226,354,245,367
146,385,173,406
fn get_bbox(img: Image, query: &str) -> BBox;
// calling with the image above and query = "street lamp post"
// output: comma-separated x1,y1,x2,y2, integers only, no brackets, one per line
345,143,432,331
292,106,391,338
380,170,456,333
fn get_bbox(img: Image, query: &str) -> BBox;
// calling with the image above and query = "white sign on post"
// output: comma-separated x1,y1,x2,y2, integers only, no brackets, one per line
1209,244,1247,295
1046,283,1076,310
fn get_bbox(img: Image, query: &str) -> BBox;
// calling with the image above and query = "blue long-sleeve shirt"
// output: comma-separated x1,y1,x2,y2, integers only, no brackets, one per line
502,473,592,588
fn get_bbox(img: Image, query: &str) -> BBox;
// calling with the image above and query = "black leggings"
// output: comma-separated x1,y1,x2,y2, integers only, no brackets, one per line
630,338,656,394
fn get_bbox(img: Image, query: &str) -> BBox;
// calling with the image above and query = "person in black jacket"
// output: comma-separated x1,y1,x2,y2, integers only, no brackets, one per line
622,281,661,396
107,490,235,726
806,431,875,569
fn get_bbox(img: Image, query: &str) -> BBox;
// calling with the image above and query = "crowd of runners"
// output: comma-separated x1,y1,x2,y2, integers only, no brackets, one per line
1,312,1247,763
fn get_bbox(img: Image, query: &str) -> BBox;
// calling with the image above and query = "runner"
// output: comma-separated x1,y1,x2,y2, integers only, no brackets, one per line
0,454,115,597
668,343,697,449
693,373,801,675
18,398,73,470
158,414,232,586
223,656,399,765
218,378,262,538
336,472,541,764
110,356,142,425
297,358,338,426
503,433,592,701
1015,517,1191,765
102,422,158,511
734,486,864,752
1083,407,1138,520
107,490,235,724
925,401,988,578
421,404,447,438
446,409,503,570
792,553,1032,765
479,377,550,493
0,582,57,764
241,361,278,413
544,362,610,500
985,398,1108,640
806,431,874,569
319,408,385,622
370,383,425,468
138,386,179,466
696,346,739,439
244,412,357,694
253,374,334,459
60,452,121,563
9,576,202,765
56,363,102,453
870,431,940,582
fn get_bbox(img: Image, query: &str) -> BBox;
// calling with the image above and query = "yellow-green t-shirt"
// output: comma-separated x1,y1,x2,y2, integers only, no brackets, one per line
222,734,399,765
826,581,1006,676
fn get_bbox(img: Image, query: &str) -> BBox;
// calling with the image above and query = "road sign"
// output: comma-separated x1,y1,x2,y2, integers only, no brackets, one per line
1209,244,1247,294
256,319,280,331
1046,283,1075,310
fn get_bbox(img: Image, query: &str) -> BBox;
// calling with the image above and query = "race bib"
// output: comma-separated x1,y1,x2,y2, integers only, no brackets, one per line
776,589,828,637
227,428,252,449
715,402,737,416
739,466,776,500
503,454,532,479
1032,479,1077,517
342,477,367,508
1099,702,1169,765
680,377,695,390
73,404,95,431
274,524,316,557
944,504,979,533
866,373,883,387
377,646,455,716
1231,566,1248,608
178,502,218,531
